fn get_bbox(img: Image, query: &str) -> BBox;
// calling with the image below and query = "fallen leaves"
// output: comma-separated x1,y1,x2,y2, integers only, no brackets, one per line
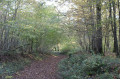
14,55,66,79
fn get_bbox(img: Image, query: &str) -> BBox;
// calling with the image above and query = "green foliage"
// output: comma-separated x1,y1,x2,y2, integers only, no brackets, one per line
0,0,65,55
58,54,89,79
61,44,73,55
96,73,114,79
5,75,13,79
60,40,81,55
81,55,106,75
58,54,120,79
0,58,31,77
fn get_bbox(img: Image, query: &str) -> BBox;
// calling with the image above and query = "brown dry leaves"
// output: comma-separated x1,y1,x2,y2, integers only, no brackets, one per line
13,55,66,79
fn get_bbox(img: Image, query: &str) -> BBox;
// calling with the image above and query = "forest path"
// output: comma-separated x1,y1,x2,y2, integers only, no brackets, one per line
14,55,66,79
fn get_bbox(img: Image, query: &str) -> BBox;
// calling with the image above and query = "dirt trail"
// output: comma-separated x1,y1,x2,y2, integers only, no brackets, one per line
14,55,66,79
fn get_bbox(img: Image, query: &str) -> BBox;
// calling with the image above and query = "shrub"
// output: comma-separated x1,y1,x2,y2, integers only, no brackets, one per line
81,55,106,75
58,54,89,79
96,73,114,79
0,58,31,78
58,54,120,79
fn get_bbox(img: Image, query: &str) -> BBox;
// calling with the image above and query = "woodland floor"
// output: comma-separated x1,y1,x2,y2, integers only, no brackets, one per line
13,55,66,79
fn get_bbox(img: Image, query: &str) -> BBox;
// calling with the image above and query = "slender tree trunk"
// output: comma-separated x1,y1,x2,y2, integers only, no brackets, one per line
118,0,120,55
113,0,119,55
12,0,21,20
105,4,110,52
109,0,112,51
96,0,103,54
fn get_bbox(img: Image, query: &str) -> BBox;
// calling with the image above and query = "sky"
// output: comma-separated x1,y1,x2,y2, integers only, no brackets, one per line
35,0,73,13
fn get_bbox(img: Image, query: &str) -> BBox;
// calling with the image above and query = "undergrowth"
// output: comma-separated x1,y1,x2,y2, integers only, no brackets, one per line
58,54,120,79
0,53,45,79
0,58,30,79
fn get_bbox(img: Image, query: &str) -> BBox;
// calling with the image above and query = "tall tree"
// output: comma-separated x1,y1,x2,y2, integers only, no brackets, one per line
112,0,119,55
96,0,102,54
118,0,120,55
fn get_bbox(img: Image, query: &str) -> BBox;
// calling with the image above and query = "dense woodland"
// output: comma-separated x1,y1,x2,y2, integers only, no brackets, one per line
0,0,64,58
1,0,120,79
67,0,120,55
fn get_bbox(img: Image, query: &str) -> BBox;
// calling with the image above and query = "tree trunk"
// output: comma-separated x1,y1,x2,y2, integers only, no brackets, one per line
113,0,119,55
118,0,120,56
96,0,103,54
89,1,96,53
